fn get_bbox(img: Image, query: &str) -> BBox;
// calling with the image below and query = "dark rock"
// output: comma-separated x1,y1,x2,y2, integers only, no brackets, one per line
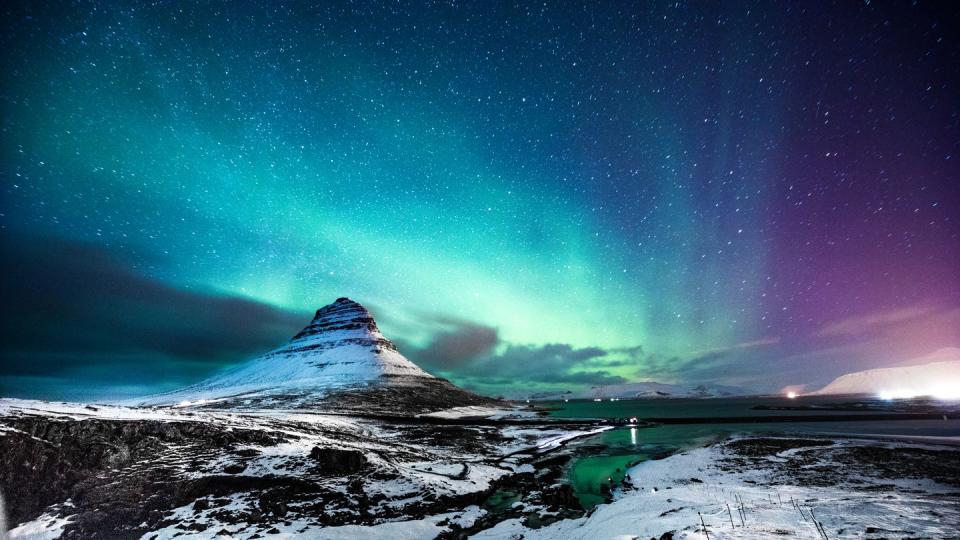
308,447,367,475
541,484,581,510
348,478,365,495
223,463,247,474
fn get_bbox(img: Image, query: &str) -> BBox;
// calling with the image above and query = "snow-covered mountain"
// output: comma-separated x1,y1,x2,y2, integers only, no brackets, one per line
135,297,493,412
809,349,960,398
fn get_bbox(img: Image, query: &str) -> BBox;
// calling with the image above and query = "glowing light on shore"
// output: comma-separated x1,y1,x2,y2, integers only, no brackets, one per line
878,384,960,401
786,391,797,399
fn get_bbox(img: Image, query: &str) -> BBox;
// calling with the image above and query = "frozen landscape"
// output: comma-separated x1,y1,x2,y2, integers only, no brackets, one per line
0,397,608,539
474,436,960,539
3,397,958,539
2,299,958,539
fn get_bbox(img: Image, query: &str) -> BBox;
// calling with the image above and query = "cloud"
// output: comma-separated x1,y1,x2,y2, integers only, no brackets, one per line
397,317,499,371
395,315,627,390
0,232,311,398
815,305,936,337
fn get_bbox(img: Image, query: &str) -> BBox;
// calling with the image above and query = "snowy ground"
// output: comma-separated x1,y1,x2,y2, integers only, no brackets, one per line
6,399,958,539
0,398,602,539
473,436,960,539
6,508,75,540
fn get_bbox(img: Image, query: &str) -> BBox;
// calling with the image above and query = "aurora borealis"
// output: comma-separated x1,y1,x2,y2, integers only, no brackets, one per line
1,1,958,400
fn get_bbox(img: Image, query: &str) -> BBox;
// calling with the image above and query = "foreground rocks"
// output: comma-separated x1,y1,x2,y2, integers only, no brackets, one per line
0,416,285,527
0,401,597,538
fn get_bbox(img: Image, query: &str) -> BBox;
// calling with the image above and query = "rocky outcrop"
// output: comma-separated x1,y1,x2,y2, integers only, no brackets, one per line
0,415,287,536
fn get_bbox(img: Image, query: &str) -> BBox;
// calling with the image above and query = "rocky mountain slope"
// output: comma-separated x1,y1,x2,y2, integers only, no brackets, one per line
135,297,494,414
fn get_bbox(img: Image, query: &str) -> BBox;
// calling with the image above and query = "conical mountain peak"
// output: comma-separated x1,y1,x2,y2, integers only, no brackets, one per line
290,298,392,350
136,297,437,408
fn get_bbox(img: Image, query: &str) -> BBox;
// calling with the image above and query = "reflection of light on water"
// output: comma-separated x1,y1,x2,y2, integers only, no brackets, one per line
630,427,637,445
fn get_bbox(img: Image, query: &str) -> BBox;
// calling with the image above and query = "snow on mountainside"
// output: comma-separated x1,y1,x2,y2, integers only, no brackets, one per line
809,348,960,398
134,298,494,412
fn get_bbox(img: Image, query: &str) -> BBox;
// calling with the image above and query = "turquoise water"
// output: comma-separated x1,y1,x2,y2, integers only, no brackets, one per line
549,397,960,508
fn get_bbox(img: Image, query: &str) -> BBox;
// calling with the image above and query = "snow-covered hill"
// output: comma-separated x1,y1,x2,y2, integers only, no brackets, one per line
809,348,960,398
134,297,492,412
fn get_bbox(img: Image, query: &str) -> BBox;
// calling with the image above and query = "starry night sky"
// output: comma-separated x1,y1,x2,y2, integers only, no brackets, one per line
1,1,958,400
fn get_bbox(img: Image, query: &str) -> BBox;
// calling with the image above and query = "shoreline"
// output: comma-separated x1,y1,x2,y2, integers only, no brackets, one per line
472,433,960,539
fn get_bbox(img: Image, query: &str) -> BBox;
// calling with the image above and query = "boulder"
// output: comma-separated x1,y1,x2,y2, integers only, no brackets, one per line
308,447,367,475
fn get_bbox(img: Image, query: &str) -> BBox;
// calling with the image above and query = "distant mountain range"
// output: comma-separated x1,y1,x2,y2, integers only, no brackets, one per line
808,347,960,398
133,297,494,413
522,381,755,401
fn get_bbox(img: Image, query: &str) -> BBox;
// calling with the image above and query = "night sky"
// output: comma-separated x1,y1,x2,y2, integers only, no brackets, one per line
2,1,958,400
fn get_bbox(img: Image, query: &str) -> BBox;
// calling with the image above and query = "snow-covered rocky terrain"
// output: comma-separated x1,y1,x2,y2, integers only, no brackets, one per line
0,398,605,539
3,401,959,539
133,298,494,414
473,435,960,539
810,351,960,399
